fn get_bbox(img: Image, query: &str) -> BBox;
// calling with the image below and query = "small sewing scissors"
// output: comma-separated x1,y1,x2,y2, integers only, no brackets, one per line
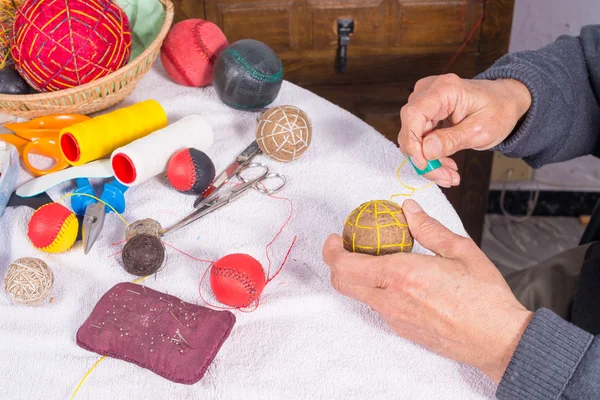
193,140,263,209
163,146,286,237
0,114,90,176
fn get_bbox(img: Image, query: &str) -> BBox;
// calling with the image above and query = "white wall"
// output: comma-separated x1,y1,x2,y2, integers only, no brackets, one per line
492,0,600,192
509,0,600,52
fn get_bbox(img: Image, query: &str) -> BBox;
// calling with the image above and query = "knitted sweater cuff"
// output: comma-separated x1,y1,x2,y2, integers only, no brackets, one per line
497,309,593,400
474,64,545,164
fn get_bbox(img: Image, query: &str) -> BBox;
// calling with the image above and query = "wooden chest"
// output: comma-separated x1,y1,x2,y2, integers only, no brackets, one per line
172,0,515,244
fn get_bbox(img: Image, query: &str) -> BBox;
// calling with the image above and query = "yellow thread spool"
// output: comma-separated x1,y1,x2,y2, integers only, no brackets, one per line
59,100,168,166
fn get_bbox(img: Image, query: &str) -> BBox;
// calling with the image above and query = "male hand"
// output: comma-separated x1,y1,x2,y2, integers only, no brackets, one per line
399,74,532,187
322,199,533,382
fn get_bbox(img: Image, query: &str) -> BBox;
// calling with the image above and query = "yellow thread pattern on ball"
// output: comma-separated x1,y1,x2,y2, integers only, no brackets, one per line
343,200,412,256
41,213,79,253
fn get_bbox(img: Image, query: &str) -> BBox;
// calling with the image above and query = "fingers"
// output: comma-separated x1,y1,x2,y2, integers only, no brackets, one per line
440,156,458,171
422,160,460,188
323,234,422,289
402,199,468,258
330,276,385,310
413,76,436,93
412,158,459,188
421,117,486,159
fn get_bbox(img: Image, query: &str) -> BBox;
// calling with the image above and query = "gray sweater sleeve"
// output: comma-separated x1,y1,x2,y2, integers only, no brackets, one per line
497,309,600,399
475,25,600,168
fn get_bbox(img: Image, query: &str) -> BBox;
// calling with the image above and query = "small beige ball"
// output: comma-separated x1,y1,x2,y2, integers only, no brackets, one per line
256,105,312,162
343,200,414,256
125,218,164,240
4,258,54,305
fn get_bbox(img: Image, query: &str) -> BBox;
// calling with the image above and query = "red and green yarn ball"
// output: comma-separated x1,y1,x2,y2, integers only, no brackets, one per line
167,148,216,194
11,0,132,92
160,19,228,87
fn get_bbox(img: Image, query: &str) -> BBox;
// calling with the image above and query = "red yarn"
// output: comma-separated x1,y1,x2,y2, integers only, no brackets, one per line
11,0,132,92
442,1,484,74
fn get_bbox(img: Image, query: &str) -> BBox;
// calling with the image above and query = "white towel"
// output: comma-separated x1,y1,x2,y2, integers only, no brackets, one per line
0,60,496,399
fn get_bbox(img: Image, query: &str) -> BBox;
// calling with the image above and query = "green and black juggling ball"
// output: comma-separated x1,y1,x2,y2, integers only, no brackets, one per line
212,39,283,110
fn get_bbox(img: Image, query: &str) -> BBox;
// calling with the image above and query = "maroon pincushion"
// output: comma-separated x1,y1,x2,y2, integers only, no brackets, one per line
76,282,235,384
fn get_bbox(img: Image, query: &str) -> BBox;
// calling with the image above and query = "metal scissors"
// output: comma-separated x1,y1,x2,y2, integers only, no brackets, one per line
193,140,263,209
163,144,286,236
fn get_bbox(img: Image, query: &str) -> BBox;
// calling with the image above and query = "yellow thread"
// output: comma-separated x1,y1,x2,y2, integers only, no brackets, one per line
70,275,149,399
374,202,381,255
58,193,130,227
343,200,413,251
390,159,435,202
69,356,106,400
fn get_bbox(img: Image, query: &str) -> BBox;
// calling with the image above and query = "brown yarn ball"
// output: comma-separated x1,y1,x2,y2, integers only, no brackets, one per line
125,218,164,240
4,257,54,305
256,105,312,162
343,200,414,256
122,234,165,277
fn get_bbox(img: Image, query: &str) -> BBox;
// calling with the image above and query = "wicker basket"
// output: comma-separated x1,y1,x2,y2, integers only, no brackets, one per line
0,0,174,118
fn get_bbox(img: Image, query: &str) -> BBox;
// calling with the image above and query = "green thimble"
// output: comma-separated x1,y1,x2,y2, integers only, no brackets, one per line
408,157,442,175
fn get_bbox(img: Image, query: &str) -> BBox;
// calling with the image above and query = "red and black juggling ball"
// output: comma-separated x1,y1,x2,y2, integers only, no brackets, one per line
167,148,215,194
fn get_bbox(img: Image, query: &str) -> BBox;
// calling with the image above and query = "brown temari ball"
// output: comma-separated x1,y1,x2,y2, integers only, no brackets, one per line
343,200,413,256
256,105,312,162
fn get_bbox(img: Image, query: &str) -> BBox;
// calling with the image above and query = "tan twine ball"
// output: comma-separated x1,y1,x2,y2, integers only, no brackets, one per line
343,200,414,256
256,105,312,162
4,258,54,305
125,218,164,240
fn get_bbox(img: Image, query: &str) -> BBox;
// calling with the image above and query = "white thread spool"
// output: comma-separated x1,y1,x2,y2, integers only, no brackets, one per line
110,115,214,186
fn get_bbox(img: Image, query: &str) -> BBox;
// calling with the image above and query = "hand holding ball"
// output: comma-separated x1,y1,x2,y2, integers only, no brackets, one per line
28,203,78,253
161,19,228,87
343,200,413,256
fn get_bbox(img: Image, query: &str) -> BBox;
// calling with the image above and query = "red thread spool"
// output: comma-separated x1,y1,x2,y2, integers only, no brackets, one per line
210,254,266,308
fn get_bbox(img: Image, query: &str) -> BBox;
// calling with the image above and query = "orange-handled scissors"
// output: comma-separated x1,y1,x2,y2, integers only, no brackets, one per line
0,114,90,176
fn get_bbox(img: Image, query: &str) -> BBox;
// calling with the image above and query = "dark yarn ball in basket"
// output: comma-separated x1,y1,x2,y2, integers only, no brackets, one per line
212,39,283,110
122,234,165,277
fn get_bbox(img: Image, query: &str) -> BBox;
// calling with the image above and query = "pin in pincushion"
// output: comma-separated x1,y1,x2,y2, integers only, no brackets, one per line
213,39,283,110
167,148,215,194
11,0,132,92
28,203,79,253
161,19,228,87
256,105,312,162
343,200,413,256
